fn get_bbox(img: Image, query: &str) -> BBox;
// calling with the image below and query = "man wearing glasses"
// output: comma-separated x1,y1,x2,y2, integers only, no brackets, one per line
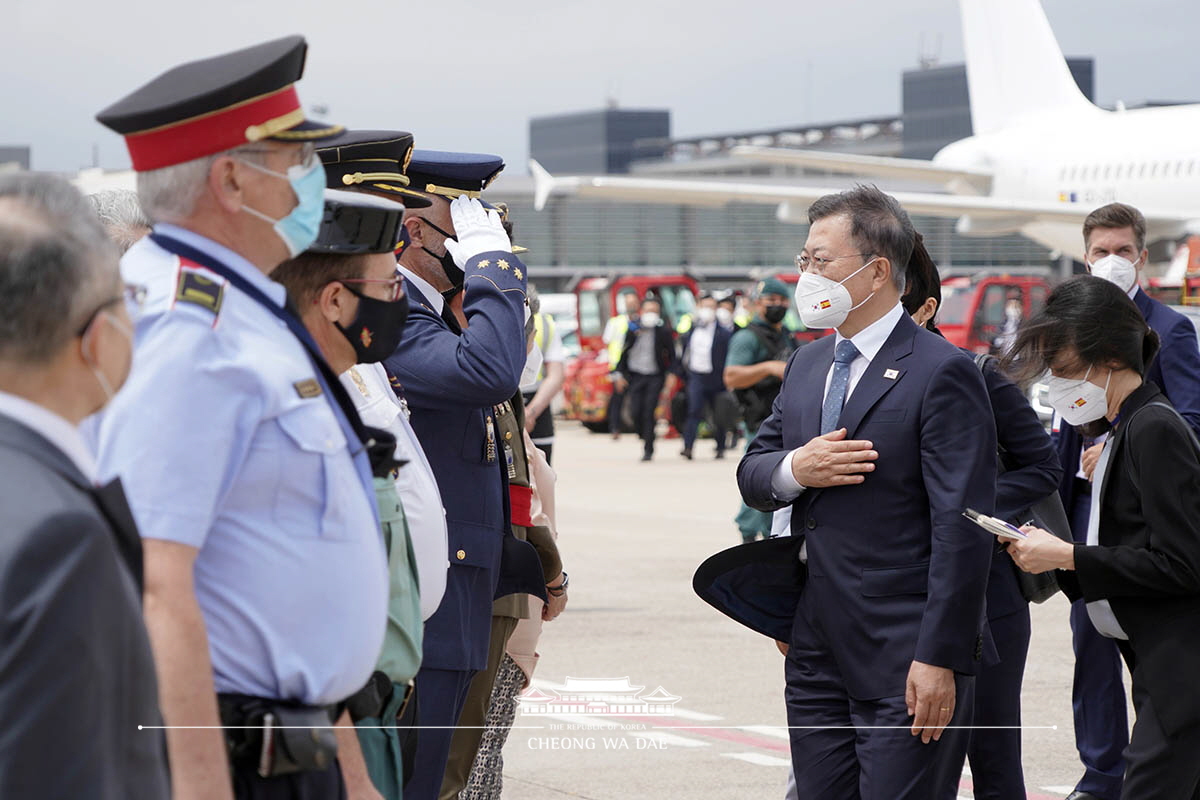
94,38,390,800
729,186,997,798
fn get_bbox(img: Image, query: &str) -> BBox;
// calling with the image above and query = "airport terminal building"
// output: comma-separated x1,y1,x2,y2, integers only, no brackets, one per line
492,59,1097,291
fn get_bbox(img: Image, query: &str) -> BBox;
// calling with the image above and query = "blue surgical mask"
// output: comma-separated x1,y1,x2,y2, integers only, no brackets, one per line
239,156,326,257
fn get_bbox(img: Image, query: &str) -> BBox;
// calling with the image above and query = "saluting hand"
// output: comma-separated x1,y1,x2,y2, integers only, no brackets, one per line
789,428,877,488
443,196,512,268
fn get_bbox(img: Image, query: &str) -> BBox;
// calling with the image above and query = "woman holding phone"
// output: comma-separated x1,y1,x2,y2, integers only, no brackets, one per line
1004,275,1200,799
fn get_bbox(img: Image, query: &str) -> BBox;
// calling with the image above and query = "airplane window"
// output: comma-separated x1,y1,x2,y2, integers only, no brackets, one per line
1114,165,1123,180
1103,165,1111,180
1177,162,1185,176
1139,163,1147,178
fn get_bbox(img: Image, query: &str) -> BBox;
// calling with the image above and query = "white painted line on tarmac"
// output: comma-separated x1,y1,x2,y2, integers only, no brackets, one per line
738,725,790,740
631,731,709,747
721,752,792,767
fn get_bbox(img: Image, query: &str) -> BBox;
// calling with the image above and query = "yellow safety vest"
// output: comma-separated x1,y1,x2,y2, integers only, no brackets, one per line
532,312,555,382
605,314,629,365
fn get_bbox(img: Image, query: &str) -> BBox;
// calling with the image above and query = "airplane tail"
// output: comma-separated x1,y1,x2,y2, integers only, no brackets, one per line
959,0,1097,135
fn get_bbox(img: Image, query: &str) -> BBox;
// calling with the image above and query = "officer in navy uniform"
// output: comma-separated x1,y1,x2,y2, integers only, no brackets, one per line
95,37,392,800
317,129,433,210
383,151,545,800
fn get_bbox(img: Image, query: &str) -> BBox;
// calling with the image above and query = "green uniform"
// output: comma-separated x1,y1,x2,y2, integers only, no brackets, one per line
355,478,423,799
727,320,795,542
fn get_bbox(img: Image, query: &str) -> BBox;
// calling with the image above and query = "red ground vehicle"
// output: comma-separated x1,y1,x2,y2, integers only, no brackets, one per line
563,275,697,432
937,272,1053,353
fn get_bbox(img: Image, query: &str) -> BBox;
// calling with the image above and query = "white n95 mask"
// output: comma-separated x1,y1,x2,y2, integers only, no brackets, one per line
1088,254,1139,293
795,258,878,329
1045,365,1110,426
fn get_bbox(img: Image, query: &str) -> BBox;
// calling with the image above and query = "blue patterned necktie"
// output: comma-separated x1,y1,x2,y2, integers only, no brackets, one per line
821,339,860,435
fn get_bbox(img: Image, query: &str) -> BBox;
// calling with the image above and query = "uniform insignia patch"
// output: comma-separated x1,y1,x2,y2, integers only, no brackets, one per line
497,259,510,270
883,369,899,380
293,378,323,398
360,327,373,348
477,259,490,269
175,269,225,314
513,267,523,280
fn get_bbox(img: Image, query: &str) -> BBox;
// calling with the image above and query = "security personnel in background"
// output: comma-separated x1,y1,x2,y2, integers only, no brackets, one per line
272,190,419,800
94,37,390,799
441,300,567,799
521,285,566,464
383,151,545,800
723,278,795,542
602,290,641,438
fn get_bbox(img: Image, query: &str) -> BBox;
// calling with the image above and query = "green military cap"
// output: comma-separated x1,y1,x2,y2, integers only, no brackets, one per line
755,277,790,298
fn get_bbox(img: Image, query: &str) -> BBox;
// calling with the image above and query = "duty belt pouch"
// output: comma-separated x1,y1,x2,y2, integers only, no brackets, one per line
260,706,338,777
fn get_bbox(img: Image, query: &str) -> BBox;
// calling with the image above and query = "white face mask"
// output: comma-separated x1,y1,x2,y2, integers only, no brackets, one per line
716,307,733,327
520,343,543,387
640,311,661,328
1046,365,1110,426
85,310,134,406
795,257,879,329
696,307,716,325
1087,253,1140,293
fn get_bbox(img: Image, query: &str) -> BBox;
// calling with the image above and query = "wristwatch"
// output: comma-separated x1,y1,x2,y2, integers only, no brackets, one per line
547,571,569,596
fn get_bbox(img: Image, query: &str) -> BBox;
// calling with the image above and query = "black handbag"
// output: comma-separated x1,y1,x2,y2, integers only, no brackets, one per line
974,353,1073,603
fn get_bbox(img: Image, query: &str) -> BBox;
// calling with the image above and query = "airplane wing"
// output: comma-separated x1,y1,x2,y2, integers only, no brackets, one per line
729,145,993,193
529,160,1196,238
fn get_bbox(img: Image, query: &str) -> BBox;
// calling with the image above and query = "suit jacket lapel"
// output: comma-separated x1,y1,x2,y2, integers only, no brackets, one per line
837,315,916,438
0,414,145,592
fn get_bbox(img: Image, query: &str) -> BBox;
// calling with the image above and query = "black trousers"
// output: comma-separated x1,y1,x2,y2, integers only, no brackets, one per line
966,607,1031,799
232,760,345,800
1121,669,1200,799
626,373,665,455
607,385,626,434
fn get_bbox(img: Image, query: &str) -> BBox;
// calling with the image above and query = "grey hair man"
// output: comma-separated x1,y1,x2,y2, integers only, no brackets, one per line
0,172,168,799
88,188,151,253
93,37,389,800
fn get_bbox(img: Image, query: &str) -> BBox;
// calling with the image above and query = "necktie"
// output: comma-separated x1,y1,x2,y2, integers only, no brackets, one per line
821,340,860,435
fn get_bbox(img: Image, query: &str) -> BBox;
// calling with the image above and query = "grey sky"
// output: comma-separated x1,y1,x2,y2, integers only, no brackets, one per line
3,0,1196,173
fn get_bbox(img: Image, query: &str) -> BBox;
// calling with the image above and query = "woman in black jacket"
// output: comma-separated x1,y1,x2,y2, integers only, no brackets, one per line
904,236,1062,799
1006,276,1200,800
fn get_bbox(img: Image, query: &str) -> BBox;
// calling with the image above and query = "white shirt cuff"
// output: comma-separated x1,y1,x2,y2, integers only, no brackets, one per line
771,448,806,502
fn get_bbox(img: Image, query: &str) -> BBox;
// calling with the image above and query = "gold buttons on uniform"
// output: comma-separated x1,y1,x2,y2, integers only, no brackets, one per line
456,549,466,561
505,431,513,441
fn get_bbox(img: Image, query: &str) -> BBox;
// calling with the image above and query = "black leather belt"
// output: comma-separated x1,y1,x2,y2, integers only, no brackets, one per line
217,693,340,778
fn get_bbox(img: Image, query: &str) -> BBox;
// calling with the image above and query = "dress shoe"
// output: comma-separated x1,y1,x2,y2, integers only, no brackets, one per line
1065,791,1103,800
640,452,653,462
680,448,693,460
715,450,726,460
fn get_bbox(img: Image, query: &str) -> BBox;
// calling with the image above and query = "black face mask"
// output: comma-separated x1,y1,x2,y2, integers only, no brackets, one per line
335,285,410,363
420,218,465,289
763,305,788,325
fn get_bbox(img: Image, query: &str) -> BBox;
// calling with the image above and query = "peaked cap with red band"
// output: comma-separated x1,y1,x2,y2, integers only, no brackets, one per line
96,35,342,171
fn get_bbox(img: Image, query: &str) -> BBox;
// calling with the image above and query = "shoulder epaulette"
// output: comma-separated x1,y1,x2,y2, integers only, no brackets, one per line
173,264,226,316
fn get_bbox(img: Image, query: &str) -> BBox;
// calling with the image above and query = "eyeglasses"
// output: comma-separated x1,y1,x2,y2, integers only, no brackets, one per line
77,283,145,336
338,276,406,302
236,142,318,170
795,252,874,273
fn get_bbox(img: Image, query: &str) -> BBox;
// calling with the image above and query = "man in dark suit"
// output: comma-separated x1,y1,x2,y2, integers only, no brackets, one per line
385,152,544,800
676,292,734,460
1055,202,1200,800
737,186,996,799
614,296,676,461
0,172,169,798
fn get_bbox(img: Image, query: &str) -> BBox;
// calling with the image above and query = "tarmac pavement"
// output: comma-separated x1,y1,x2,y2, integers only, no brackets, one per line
499,421,1098,799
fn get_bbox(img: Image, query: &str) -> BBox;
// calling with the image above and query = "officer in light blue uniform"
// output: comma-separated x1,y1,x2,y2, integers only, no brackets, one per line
384,150,545,800
94,35,390,799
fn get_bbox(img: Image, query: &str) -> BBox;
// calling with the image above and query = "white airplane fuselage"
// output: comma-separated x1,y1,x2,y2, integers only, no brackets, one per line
934,103,1200,259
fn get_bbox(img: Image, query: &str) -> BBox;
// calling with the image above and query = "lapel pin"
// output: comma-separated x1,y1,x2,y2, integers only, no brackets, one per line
883,369,899,380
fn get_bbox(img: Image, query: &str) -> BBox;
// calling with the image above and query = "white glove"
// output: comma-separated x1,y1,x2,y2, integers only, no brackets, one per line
442,196,512,268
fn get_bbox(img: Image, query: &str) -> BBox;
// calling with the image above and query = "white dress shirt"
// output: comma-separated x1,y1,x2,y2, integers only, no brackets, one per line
687,323,717,374
399,265,444,316
0,391,96,483
771,302,907,500
1084,440,1130,640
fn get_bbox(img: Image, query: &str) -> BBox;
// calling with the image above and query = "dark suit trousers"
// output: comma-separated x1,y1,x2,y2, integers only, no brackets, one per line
1068,490,1129,800
607,385,626,434
406,667,477,800
682,374,727,452
966,606,1031,800
232,761,345,800
784,601,974,800
627,372,664,454
1121,669,1200,799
